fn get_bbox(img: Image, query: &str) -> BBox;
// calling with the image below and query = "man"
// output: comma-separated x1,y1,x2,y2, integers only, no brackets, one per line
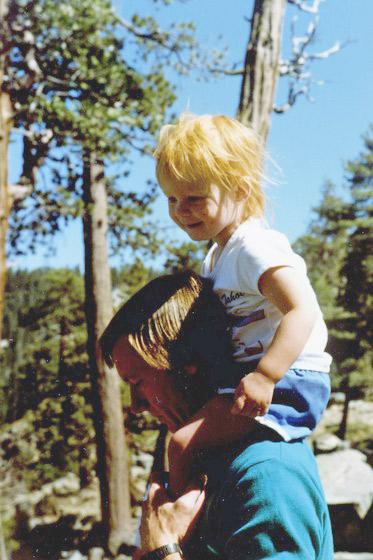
100,271,333,560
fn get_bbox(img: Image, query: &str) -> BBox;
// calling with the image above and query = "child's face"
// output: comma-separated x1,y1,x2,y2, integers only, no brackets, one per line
163,181,244,247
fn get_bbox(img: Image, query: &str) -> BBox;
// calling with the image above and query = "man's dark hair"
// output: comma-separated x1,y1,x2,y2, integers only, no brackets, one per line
100,270,236,392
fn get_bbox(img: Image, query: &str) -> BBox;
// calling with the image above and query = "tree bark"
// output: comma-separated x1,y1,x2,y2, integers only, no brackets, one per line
337,390,350,441
237,0,286,142
0,0,12,347
82,151,132,554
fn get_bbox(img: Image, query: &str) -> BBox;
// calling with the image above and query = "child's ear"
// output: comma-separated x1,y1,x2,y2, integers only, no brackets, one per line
235,185,249,202
183,364,198,376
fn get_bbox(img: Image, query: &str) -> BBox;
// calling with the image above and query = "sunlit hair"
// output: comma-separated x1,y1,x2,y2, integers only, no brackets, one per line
100,271,233,379
154,113,266,219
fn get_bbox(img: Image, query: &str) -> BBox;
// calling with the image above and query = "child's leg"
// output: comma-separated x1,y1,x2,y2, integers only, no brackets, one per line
168,394,257,497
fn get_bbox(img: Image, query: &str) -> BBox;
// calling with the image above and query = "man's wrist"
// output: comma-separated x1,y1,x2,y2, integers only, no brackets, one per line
140,543,183,560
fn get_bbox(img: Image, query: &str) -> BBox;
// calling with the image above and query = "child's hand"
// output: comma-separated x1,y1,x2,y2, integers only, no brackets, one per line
231,371,275,417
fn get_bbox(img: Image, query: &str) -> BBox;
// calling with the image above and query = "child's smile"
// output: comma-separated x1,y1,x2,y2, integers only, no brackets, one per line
164,181,244,247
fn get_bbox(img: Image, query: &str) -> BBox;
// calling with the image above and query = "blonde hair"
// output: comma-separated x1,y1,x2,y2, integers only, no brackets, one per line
100,271,233,375
127,274,203,369
154,113,266,219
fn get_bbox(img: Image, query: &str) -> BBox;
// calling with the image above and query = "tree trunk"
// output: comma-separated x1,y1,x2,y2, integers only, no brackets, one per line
82,151,132,554
237,0,286,142
337,391,350,440
0,0,12,347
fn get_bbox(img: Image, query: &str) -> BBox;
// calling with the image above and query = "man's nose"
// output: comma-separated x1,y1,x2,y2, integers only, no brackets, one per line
130,385,148,414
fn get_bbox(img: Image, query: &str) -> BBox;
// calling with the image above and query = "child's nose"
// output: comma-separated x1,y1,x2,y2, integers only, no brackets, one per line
175,200,190,216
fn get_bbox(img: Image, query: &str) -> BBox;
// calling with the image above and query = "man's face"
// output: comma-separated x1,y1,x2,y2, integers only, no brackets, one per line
112,335,190,432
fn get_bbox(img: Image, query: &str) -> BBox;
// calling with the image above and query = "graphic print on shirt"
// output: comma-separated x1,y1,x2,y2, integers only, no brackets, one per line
220,291,245,306
230,309,265,328
229,308,266,359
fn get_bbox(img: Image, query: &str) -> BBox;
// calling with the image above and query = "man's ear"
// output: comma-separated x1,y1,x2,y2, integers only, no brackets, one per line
183,364,198,376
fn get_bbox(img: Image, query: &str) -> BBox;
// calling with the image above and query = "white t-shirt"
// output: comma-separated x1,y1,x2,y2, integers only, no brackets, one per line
201,219,332,373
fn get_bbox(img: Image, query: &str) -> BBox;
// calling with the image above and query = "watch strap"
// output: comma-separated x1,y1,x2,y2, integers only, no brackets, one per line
141,543,182,560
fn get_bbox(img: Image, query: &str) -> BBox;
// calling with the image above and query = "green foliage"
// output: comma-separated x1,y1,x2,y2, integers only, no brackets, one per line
1,268,95,487
1,261,164,487
163,241,208,273
5,0,204,259
295,130,373,396
112,258,159,303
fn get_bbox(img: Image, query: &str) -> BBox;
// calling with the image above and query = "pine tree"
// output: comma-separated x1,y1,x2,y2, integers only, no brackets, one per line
295,130,373,437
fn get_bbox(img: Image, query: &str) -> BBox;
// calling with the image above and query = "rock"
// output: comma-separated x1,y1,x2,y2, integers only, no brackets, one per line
130,452,154,503
87,547,104,560
135,451,154,471
313,433,350,454
15,474,101,534
334,554,373,559
67,552,85,560
317,449,373,551
317,449,373,518
53,473,80,496
329,392,346,404
130,466,148,503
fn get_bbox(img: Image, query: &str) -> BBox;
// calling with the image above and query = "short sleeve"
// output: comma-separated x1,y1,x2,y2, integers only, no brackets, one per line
236,229,301,294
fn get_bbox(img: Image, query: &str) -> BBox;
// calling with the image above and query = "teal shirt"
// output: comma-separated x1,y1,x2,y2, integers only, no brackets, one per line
187,433,333,559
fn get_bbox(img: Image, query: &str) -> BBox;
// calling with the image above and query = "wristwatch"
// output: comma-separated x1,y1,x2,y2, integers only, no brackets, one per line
141,543,183,560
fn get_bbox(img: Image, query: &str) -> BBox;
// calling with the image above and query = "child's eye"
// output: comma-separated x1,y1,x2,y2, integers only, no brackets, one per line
188,196,204,203
168,196,176,204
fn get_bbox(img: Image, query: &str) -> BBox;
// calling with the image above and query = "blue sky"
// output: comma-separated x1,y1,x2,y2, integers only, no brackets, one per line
9,0,373,270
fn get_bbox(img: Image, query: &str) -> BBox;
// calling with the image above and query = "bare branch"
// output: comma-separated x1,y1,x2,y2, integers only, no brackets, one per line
274,85,310,113
116,17,171,47
276,13,348,113
208,66,244,77
9,183,33,202
287,0,323,14
308,40,351,61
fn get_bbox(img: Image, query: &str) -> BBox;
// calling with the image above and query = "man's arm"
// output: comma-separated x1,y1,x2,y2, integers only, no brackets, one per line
135,474,207,560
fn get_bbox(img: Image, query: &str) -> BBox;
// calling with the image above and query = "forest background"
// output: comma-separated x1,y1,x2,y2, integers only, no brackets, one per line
0,0,372,557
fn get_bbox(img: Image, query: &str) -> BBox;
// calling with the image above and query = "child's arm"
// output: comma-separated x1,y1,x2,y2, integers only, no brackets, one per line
231,265,318,416
168,394,255,497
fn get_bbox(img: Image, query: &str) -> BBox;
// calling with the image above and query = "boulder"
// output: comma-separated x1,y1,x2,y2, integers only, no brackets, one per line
87,547,104,560
317,449,373,551
130,466,148,503
317,449,373,518
329,392,346,405
130,451,154,503
313,433,350,454
15,474,100,533
334,554,373,559
53,473,81,496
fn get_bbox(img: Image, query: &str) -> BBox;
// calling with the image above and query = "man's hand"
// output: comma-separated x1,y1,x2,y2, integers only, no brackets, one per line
231,371,275,416
139,473,207,554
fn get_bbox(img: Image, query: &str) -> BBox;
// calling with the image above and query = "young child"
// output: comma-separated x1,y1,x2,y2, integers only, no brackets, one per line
154,113,332,497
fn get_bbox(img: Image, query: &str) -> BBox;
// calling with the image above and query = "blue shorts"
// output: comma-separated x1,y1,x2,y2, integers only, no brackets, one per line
218,368,331,441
